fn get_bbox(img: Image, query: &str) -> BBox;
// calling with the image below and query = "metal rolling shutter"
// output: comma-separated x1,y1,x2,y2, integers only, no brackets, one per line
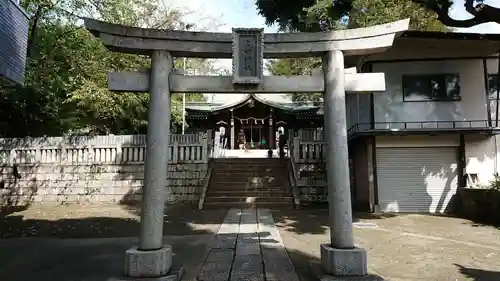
376,147,458,213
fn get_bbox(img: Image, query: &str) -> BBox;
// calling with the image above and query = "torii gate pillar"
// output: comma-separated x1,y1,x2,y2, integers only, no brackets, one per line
321,49,367,276
123,50,177,279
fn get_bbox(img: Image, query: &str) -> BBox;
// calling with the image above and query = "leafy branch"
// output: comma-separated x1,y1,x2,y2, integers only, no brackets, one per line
412,0,500,28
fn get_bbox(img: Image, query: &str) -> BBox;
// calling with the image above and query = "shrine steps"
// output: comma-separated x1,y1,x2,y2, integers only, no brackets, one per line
207,190,290,196
203,201,295,209
203,158,295,209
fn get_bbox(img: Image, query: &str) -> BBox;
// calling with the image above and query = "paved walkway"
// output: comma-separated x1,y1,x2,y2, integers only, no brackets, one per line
197,208,300,281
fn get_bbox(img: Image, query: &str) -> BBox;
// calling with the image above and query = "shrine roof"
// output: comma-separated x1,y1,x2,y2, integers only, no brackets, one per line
185,94,321,113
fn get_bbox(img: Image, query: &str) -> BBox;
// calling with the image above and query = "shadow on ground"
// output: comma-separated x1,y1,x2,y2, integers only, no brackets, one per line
455,264,500,281
272,208,393,281
0,203,227,281
272,208,500,281
0,234,215,281
0,204,29,217
271,207,397,235
0,204,227,238
459,216,500,231
285,247,322,281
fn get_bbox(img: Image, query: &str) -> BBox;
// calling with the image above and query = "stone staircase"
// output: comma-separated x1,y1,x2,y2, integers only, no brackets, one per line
203,158,295,209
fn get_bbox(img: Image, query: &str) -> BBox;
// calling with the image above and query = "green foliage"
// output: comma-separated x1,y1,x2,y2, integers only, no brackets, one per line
0,0,212,137
257,0,449,103
256,0,351,31
256,0,448,32
347,0,448,31
488,173,500,192
266,58,323,103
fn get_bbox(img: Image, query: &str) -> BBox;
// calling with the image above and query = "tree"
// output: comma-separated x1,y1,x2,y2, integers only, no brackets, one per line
258,0,448,103
266,58,323,103
412,0,500,28
256,0,446,32
0,0,216,137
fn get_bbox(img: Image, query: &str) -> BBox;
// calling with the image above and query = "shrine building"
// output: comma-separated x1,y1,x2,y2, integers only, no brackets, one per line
185,93,322,149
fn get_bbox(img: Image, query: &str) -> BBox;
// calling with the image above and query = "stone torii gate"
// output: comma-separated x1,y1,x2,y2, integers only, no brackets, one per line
84,18,409,280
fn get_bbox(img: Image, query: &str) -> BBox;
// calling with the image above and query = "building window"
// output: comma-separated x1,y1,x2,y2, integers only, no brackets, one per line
402,74,461,102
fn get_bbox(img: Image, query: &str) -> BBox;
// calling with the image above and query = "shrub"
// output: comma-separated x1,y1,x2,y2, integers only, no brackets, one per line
488,173,500,192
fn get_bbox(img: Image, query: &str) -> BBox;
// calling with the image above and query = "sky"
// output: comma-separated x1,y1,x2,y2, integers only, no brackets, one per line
452,0,500,33
167,0,278,75
165,0,500,102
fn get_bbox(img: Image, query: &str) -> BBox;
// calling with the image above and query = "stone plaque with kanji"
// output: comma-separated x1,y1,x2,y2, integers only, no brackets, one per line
232,28,264,85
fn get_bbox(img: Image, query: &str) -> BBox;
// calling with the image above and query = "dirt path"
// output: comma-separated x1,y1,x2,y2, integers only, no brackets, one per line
272,209,500,281
1,203,227,238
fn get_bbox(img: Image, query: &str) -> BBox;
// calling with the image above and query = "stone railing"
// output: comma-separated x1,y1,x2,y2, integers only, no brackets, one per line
0,133,210,205
290,129,327,203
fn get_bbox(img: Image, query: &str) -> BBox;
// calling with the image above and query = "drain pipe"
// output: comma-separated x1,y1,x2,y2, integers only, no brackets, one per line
495,135,498,175
495,51,500,127
495,51,500,173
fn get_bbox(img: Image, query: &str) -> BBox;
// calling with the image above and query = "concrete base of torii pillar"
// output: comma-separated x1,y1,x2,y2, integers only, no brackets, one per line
320,244,368,277
124,247,184,281
121,50,184,281
320,50,371,279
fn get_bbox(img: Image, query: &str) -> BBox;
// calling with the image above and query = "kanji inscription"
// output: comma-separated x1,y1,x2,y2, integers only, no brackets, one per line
232,28,263,85
239,36,257,76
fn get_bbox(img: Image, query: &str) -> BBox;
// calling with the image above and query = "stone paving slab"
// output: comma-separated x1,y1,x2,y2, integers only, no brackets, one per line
197,210,239,281
198,251,234,281
262,248,300,281
213,234,238,249
205,249,235,262
257,209,300,281
239,208,258,234
230,270,265,281
217,209,241,233
196,208,300,281
261,248,296,272
236,241,261,255
237,234,259,242
232,254,263,272
197,270,232,281
212,209,241,250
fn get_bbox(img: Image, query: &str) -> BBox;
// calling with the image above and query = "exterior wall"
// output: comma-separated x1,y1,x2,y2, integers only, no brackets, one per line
464,135,500,186
0,134,210,205
372,60,488,129
346,93,371,130
0,0,29,85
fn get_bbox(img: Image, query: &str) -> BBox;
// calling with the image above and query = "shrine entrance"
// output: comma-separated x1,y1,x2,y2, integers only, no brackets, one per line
232,98,273,149
240,123,264,149
84,17,409,279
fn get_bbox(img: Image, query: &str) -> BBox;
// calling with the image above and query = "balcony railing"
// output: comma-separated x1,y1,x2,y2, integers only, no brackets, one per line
348,120,492,137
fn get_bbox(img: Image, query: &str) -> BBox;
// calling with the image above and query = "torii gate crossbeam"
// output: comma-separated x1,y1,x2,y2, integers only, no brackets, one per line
84,18,409,280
